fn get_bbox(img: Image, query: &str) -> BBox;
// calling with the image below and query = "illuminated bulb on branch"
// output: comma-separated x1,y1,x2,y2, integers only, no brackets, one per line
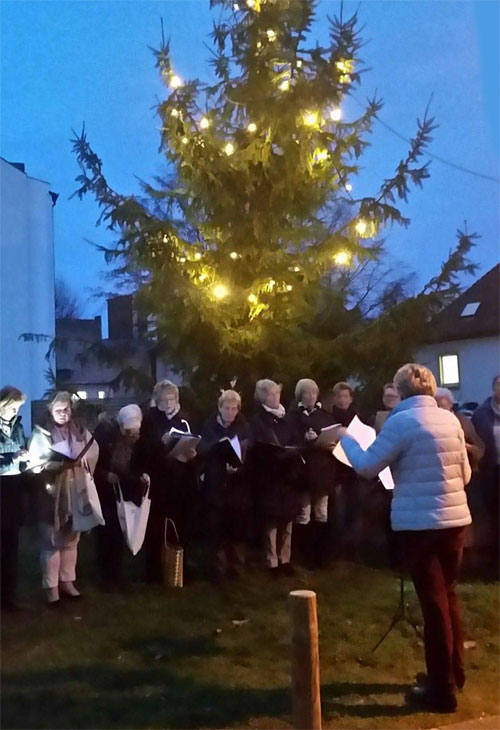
269,279,276,288
334,251,351,266
345,183,352,192
286,284,293,291
179,256,186,263
248,293,258,304
278,79,290,91
314,148,328,162
330,107,342,121
266,29,276,41
355,219,367,236
213,284,229,299
194,252,202,260
296,59,302,68
224,142,235,156
170,108,179,117
303,111,318,126
229,251,238,260
198,273,207,282
181,136,188,144
247,122,257,133
169,75,182,89
200,117,210,129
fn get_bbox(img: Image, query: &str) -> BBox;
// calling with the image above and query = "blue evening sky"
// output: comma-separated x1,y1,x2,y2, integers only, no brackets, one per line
1,0,499,328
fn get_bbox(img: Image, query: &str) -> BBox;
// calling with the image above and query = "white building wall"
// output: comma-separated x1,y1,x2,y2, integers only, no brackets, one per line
0,160,56,430
416,336,500,405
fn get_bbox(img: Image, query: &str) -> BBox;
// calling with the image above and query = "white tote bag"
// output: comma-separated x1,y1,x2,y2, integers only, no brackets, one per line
115,482,151,556
71,461,105,532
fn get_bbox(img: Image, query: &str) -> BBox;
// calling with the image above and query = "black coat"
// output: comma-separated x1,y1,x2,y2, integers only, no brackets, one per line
329,404,358,487
94,420,145,508
288,404,338,497
248,405,303,522
0,416,29,528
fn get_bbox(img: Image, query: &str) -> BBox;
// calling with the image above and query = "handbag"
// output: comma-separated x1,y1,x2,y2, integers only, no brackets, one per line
71,460,105,532
115,482,151,556
161,518,183,588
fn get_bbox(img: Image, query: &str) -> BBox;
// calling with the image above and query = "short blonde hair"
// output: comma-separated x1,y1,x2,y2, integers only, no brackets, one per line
394,363,436,399
0,386,26,411
295,378,319,401
48,391,72,413
332,381,353,396
254,379,281,403
218,389,241,410
152,379,179,404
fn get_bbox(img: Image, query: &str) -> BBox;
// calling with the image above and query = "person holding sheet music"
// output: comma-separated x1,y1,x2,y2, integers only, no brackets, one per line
36,392,99,605
198,390,251,582
288,379,339,568
338,364,472,713
0,386,30,611
249,379,303,576
136,380,198,583
94,404,150,590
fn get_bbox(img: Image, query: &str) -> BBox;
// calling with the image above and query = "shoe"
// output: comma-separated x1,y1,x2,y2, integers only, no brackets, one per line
279,563,295,577
455,668,466,691
268,566,281,578
406,685,457,713
59,583,83,600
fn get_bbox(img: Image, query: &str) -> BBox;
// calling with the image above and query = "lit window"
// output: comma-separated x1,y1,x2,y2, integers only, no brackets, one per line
460,302,480,317
439,355,460,387
98,391,106,399
76,391,87,399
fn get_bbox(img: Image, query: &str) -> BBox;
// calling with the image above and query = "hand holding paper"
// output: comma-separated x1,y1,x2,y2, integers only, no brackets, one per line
333,416,394,490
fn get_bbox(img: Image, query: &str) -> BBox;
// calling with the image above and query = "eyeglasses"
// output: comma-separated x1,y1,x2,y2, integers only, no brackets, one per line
53,408,71,415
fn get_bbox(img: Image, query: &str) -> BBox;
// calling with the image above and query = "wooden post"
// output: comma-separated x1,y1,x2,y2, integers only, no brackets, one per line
289,589,322,730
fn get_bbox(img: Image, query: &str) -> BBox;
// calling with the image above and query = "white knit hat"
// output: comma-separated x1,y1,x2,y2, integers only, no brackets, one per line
117,404,142,430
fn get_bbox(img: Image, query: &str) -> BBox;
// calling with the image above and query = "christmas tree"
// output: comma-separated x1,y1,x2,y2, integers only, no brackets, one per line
72,0,476,407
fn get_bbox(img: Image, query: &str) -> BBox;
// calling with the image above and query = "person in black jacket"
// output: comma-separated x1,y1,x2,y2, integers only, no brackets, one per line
0,386,29,611
135,380,197,583
93,404,150,589
249,379,303,575
198,390,252,582
289,379,338,568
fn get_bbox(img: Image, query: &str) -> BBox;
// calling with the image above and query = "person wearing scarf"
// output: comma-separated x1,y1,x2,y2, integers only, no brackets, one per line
0,386,29,611
36,392,99,605
135,380,197,583
288,378,338,568
249,379,303,575
198,390,252,582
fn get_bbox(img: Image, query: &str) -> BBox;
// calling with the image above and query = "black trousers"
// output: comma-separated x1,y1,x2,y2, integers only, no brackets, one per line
95,493,124,583
1,526,20,605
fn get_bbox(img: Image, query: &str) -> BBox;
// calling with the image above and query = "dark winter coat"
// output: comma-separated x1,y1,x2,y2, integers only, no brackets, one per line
328,404,358,487
472,397,500,473
288,404,338,497
94,420,146,509
0,416,28,528
248,405,304,522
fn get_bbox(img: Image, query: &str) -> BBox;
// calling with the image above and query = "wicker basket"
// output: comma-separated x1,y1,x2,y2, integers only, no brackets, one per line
162,518,184,588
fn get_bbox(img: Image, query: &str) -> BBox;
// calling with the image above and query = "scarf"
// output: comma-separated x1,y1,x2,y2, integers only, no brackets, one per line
165,404,181,420
262,403,286,419
298,401,322,415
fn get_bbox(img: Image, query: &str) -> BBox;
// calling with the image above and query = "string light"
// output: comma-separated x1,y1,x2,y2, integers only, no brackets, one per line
229,251,238,259
169,75,182,89
247,122,257,133
303,111,318,126
286,284,293,291
339,74,351,84
181,136,188,144
355,219,367,236
278,79,290,91
179,256,186,263
194,252,202,260
170,109,179,117
269,279,276,288
198,273,207,282
213,284,229,299
345,183,352,192
314,148,329,163
200,117,210,129
330,107,342,121
224,142,235,156
336,59,354,74
293,266,300,272
296,59,302,68
334,251,351,266
266,29,276,42
247,0,255,7
248,293,258,304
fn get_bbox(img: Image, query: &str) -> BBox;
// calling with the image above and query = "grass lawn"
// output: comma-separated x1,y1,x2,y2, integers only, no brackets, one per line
1,529,499,730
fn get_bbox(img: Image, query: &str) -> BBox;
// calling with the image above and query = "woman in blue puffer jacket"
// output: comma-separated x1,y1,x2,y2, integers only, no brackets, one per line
338,363,471,714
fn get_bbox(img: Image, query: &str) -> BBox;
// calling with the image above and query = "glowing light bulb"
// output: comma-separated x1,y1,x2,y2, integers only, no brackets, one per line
181,136,188,144
224,142,235,156
339,74,351,84
198,273,207,282
355,219,367,236
266,29,276,42
336,59,354,74
278,79,290,91
170,75,182,89
293,266,300,272
179,256,186,263
345,183,352,192
286,284,293,291
229,251,238,260
334,251,351,266
303,111,318,126
314,148,328,162
213,284,229,299
247,0,255,8
247,122,257,133
330,107,341,121
269,279,276,288
296,59,302,68
200,117,210,129
248,293,258,304
194,252,202,260
233,2,239,9
171,108,179,117
163,235,169,243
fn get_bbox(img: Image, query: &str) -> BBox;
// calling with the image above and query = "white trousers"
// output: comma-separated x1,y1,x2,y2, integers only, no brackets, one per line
39,524,80,589
265,520,292,568
295,492,329,524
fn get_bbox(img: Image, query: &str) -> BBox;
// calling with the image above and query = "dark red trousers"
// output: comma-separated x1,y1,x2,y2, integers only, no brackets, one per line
399,526,466,696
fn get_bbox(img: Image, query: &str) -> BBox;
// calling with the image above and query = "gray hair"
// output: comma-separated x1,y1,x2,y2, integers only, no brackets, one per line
435,387,454,404
48,391,72,413
254,379,281,403
393,363,437,399
218,389,241,409
295,378,319,401
152,379,179,404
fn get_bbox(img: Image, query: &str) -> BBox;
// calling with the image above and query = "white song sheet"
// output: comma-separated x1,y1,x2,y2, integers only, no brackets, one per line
333,415,394,490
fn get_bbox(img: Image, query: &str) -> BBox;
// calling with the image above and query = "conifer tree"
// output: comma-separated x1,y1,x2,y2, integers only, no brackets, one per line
72,0,475,405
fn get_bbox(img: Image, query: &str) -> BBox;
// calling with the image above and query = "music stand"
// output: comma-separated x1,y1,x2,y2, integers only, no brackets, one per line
368,575,422,654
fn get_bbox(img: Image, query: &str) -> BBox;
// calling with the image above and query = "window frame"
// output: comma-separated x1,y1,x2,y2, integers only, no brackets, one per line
438,353,460,388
